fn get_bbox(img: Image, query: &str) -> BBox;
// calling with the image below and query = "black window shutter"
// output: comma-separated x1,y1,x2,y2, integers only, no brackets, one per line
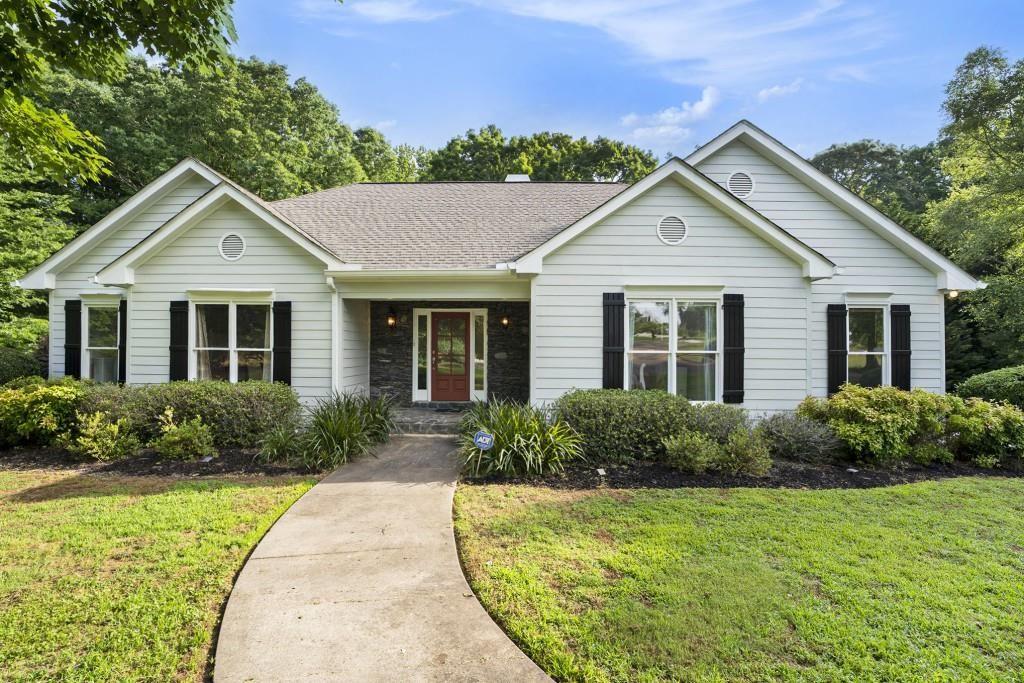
891,304,911,390
64,299,82,379
827,304,848,395
169,301,189,381
602,293,625,389
273,301,292,385
117,299,127,385
722,294,744,403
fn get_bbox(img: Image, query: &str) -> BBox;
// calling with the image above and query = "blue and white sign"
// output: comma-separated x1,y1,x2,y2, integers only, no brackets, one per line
472,430,495,451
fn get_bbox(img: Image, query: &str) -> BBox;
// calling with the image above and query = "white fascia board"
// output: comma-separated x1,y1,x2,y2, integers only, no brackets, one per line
16,158,219,290
687,121,984,291
513,158,835,279
95,184,346,285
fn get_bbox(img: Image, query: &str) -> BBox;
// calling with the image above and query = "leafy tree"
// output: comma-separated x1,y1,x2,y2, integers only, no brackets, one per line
0,0,243,183
352,128,424,182
423,125,657,182
811,140,948,236
927,47,1024,381
41,56,370,225
0,146,74,347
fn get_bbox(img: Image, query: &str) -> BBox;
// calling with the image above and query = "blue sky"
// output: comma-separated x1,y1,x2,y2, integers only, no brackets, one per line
232,0,1024,158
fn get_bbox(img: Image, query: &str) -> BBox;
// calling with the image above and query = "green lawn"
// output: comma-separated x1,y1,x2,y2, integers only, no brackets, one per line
0,468,314,681
455,478,1024,682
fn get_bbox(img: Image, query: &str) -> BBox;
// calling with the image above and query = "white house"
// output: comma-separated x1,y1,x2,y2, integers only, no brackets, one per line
16,121,982,412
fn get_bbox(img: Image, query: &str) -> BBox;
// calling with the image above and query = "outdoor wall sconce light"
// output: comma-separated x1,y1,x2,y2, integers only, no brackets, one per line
947,290,959,299
500,315,510,330
386,307,398,330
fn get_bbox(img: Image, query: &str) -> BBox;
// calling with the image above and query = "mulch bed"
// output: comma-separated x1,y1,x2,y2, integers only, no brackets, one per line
0,447,308,477
465,458,1024,491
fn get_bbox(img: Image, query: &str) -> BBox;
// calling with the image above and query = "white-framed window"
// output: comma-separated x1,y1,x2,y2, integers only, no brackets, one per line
193,302,272,382
847,306,888,387
84,304,119,383
626,298,720,402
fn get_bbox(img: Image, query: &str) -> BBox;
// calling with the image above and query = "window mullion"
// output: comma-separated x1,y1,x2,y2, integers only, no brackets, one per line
229,302,238,383
668,298,676,396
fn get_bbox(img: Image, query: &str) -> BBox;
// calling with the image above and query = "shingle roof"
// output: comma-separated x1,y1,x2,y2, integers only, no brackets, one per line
271,182,629,269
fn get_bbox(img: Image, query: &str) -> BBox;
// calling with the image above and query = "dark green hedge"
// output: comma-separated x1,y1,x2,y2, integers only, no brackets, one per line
553,389,692,463
0,346,42,386
958,365,1024,409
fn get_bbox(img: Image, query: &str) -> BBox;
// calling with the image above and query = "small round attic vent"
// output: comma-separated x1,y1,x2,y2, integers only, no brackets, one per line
219,233,246,261
727,171,754,198
656,215,688,245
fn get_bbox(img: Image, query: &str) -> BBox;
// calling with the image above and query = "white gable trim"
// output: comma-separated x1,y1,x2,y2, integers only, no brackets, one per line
686,120,983,291
95,184,346,285
513,158,836,280
16,158,220,290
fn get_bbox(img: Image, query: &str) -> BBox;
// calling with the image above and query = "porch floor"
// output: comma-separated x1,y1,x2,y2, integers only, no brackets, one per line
392,406,467,435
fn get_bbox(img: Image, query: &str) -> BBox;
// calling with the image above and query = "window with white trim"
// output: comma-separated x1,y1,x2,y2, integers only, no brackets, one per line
194,302,272,382
85,305,119,383
626,299,719,401
847,306,887,387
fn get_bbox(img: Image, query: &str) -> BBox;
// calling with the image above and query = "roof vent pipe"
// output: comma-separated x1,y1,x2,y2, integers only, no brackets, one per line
504,174,530,182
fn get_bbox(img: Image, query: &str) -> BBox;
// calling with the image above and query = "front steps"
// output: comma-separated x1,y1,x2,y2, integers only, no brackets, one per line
391,405,467,435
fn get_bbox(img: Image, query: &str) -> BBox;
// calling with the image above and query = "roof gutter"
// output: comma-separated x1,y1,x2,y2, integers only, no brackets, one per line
325,268,520,280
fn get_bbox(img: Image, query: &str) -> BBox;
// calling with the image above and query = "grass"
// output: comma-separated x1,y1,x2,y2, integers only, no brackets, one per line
455,478,1024,682
0,468,314,681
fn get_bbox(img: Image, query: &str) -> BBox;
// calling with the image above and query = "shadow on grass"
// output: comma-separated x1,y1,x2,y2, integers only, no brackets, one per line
6,470,308,503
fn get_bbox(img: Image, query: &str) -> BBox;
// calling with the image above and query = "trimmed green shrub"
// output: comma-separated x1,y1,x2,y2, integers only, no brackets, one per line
663,427,772,476
60,411,140,461
554,389,692,462
663,431,718,474
0,346,42,385
684,403,749,443
958,365,1024,409
458,400,583,477
945,396,1024,468
758,413,844,463
799,384,1024,468
80,380,301,448
797,385,941,466
151,407,217,461
0,380,83,447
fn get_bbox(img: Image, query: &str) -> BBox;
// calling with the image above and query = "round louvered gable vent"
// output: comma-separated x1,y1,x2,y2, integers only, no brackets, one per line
219,233,246,261
727,171,754,198
656,215,688,245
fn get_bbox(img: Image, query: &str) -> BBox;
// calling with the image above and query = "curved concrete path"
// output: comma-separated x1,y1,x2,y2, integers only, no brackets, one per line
214,436,550,682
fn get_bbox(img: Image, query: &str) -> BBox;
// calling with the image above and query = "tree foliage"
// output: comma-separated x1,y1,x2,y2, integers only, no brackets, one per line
811,140,948,236
927,47,1024,376
0,0,242,183
41,56,375,225
422,125,657,182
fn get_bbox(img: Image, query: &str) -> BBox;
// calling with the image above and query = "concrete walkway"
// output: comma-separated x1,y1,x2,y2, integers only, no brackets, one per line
214,436,550,682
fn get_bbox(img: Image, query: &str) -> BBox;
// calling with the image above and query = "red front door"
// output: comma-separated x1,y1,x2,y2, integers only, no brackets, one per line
431,312,471,401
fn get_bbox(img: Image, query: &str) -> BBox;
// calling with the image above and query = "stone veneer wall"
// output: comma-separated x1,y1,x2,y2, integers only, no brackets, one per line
368,301,530,405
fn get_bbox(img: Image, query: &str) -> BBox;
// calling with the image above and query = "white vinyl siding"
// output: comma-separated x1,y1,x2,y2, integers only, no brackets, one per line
130,202,333,403
340,298,370,394
694,140,945,395
530,177,810,412
49,172,213,378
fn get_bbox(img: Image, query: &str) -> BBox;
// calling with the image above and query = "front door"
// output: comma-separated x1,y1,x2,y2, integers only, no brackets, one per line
431,312,471,401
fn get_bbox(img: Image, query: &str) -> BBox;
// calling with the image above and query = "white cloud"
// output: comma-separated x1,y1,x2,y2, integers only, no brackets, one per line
468,0,891,87
827,64,872,82
293,0,453,26
757,78,804,102
375,119,398,130
622,86,719,144
630,124,691,144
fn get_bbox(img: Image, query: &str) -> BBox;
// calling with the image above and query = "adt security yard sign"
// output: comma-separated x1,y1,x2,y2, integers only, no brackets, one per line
473,430,495,451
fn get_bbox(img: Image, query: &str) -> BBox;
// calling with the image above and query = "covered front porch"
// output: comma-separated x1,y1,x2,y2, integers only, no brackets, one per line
367,300,530,406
